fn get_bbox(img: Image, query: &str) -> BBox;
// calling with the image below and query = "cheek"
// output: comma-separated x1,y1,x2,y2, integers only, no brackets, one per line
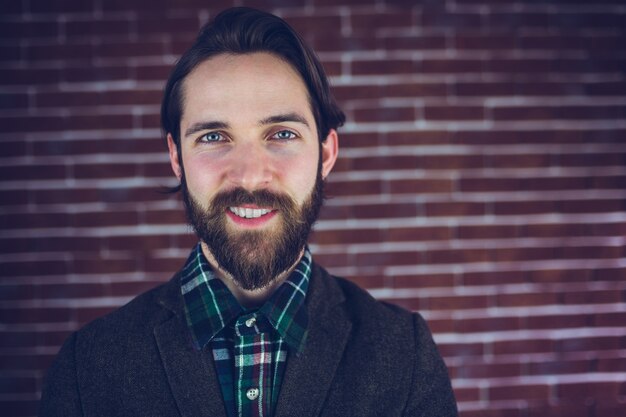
278,154,319,198
182,154,226,195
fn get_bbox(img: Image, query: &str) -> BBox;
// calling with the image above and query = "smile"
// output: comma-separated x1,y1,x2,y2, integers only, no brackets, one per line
228,207,273,219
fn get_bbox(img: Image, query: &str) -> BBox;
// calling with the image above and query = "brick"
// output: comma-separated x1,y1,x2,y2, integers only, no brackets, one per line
0,92,28,110
526,314,590,330
354,250,419,268
0,236,102,254
428,294,490,310
73,163,138,179
285,14,342,36
454,32,518,50
461,408,524,417
135,13,199,36
0,307,72,324
381,34,447,51
71,257,138,274
527,403,593,417
310,33,377,53
353,105,416,123
493,338,554,355
457,361,522,379
105,235,171,251
325,179,383,196
0,164,66,181
24,42,93,62
383,81,448,98
29,0,93,13
135,63,174,81
72,210,139,228
597,356,626,372
110,280,165,297
496,292,558,307
557,381,624,401
382,130,451,146
451,386,481,402
143,209,186,225
562,289,621,305
490,383,550,401
351,203,418,220
350,11,413,33
557,336,623,353
385,226,451,242
350,59,414,76
594,311,626,327
528,358,593,376
0,260,68,277
38,283,109,300
457,225,519,240
456,316,521,333
64,18,132,39
529,269,591,283
0,68,61,86
454,81,517,97
0,331,38,349
392,273,455,289
424,201,486,216
389,178,453,194
461,270,527,286
438,342,484,358
424,104,484,121
0,19,59,40
420,58,483,74
351,155,418,171
63,64,132,82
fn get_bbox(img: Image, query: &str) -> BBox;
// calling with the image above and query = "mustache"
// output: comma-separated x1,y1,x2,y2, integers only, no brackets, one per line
208,187,296,213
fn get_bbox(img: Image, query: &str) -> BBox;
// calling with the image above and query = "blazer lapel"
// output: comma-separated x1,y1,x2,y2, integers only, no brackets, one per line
154,276,228,417
274,264,352,417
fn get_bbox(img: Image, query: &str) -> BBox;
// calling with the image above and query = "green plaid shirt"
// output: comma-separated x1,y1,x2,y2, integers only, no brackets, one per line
180,244,311,417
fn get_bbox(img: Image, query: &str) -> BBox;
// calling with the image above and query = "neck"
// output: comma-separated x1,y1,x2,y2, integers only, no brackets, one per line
200,242,304,309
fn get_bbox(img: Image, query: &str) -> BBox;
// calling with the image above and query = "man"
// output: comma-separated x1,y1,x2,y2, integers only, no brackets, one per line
40,7,458,417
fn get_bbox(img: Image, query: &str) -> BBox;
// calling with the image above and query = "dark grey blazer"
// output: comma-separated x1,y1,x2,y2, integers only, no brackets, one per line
40,263,458,417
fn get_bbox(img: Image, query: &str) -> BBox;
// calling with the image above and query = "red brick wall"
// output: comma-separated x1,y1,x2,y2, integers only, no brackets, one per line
1,0,625,416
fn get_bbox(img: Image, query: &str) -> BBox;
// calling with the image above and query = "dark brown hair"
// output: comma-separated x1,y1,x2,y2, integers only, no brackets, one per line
160,7,345,149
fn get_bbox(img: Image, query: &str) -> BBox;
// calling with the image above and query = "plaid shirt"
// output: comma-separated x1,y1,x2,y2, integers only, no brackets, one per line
180,244,311,417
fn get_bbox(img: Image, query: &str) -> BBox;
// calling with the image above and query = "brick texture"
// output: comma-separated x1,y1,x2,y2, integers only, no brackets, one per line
1,1,625,416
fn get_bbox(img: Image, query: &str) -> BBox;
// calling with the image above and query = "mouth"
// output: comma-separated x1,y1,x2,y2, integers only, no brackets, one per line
225,205,277,227
228,206,273,219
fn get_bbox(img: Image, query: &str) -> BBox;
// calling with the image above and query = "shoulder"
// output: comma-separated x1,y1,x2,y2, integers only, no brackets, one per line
311,264,419,345
72,275,181,352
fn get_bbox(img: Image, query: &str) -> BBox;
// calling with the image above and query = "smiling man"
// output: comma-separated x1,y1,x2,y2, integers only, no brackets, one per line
40,8,457,417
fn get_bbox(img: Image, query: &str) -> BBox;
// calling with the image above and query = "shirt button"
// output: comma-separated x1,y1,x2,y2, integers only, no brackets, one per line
246,387,259,400
245,317,256,328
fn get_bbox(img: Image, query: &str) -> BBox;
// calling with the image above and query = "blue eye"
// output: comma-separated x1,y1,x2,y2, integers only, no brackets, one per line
272,130,297,140
200,132,223,142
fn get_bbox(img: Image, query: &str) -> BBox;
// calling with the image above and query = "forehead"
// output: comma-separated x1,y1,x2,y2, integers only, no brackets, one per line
180,52,314,128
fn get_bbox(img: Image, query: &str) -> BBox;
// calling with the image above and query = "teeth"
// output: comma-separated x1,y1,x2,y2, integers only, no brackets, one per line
229,207,271,219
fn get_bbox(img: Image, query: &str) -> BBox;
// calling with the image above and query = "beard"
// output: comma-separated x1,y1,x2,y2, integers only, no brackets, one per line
181,171,324,291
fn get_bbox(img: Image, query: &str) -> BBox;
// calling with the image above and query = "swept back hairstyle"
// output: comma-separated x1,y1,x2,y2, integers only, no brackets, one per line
160,7,345,150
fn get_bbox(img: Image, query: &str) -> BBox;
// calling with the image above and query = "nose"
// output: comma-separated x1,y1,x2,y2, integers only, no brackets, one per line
226,144,274,190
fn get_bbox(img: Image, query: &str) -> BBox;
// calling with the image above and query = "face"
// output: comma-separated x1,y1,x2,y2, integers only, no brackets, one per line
167,52,338,290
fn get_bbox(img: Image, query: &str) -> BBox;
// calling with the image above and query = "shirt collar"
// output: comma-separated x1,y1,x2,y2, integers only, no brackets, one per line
180,243,311,353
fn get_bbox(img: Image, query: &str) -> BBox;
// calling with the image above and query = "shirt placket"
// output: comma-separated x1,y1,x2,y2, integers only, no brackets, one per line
234,313,273,417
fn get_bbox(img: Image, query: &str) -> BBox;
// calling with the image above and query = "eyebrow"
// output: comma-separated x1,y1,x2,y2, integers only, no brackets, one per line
184,121,229,138
258,112,310,128
183,112,310,138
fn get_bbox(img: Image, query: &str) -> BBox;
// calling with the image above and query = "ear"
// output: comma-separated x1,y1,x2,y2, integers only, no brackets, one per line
320,129,339,179
167,133,183,180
